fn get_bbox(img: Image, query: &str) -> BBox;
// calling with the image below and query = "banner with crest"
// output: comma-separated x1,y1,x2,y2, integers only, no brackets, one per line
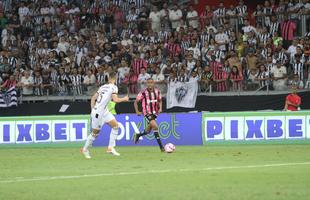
166,81,198,109
0,87,18,108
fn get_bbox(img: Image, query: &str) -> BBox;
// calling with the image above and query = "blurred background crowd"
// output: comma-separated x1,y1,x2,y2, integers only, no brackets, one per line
0,0,309,98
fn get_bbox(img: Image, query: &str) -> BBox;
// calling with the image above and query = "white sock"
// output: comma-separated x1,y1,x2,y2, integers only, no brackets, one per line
83,134,96,151
108,127,118,148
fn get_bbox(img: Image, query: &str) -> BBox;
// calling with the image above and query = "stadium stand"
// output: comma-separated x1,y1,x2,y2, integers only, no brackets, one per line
0,0,309,104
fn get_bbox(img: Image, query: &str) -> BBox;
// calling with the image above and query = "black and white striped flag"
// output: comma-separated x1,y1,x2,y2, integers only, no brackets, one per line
0,87,18,108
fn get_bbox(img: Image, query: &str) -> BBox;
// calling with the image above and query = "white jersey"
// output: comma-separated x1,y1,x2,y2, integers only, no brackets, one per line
93,83,118,112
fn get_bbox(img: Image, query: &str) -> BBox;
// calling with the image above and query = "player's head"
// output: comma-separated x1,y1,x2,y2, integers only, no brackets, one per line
146,78,155,90
291,85,298,94
108,72,117,84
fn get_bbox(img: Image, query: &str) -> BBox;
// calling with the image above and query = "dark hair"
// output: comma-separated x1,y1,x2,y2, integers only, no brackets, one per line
231,66,239,74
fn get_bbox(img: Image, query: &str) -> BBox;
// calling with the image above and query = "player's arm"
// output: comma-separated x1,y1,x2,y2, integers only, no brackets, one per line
91,92,99,110
158,99,162,114
111,93,129,103
158,91,163,114
287,100,299,107
134,99,141,115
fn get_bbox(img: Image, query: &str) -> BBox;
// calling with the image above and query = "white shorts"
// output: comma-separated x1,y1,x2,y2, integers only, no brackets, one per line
90,109,115,130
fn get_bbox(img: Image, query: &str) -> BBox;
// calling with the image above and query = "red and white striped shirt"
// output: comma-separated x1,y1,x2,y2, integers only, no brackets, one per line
132,58,148,75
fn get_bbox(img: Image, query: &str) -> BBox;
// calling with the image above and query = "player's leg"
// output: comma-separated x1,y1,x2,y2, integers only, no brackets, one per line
106,113,120,156
81,128,100,159
150,119,164,152
133,123,152,144
133,115,152,144
81,113,102,159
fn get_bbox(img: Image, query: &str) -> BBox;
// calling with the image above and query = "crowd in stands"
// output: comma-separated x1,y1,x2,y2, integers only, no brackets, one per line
0,0,309,97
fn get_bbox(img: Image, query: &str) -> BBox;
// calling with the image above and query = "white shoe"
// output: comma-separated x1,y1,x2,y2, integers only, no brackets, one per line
81,148,91,159
107,147,120,156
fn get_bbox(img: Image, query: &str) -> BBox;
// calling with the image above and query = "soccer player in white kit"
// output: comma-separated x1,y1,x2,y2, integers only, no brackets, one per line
81,72,129,159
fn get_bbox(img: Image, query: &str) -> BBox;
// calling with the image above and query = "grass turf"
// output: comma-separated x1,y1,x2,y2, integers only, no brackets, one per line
0,144,310,200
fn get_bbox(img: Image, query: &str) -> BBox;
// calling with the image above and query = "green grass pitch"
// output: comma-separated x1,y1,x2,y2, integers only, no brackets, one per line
0,143,310,200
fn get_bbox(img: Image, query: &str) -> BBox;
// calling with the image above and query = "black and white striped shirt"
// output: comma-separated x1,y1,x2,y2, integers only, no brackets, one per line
181,40,191,51
293,62,304,80
214,50,225,62
129,0,145,10
257,71,269,87
158,31,168,42
269,22,280,36
34,76,43,96
8,57,17,69
275,51,288,64
148,57,157,64
224,29,232,37
97,73,109,86
236,5,247,25
200,33,210,46
262,7,273,26
58,74,70,92
215,8,226,25
259,33,271,44
177,75,189,82
70,74,83,95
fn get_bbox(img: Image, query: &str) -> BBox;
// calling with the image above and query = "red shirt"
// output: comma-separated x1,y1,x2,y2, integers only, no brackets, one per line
286,94,301,111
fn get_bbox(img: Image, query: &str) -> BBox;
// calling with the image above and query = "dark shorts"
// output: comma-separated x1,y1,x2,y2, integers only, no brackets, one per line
144,114,157,124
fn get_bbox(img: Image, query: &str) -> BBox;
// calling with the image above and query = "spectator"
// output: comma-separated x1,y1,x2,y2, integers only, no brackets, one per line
138,5,148,33
83,69,96,95
69,68,83,95
33,70,43,96
177,68,189,82
18,1,29,24
215,26,229,51
41,70,52,95
123,68,138,94
280,14,296,49
186,5,199,29
200,65,213,92
0,0,308,100
189,70,200,82
271,61,287,91
288,73,304,89
169,4,182,30
57,68,70,96
292,55,304,81
0,74,17,90
256,64,270,90
230,66,243,91
214,66,228,92
149,6,161,33
18,70,34,96
138,67,151,85
247,68,259,90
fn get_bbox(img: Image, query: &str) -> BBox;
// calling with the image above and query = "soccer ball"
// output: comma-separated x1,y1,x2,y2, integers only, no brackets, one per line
164,143,176,153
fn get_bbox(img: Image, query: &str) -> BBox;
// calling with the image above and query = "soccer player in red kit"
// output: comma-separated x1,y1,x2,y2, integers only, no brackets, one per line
133,78,164,152
283,85,301,111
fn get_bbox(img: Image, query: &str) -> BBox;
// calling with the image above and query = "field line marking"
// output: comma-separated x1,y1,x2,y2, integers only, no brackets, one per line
0,162,310,184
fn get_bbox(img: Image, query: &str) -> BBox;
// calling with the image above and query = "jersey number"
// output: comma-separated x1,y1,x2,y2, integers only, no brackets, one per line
96,92,104,104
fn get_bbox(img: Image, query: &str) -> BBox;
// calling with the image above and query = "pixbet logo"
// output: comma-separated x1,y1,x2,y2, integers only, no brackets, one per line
0,120,88,144
115,115,181,141
205,116,310,141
